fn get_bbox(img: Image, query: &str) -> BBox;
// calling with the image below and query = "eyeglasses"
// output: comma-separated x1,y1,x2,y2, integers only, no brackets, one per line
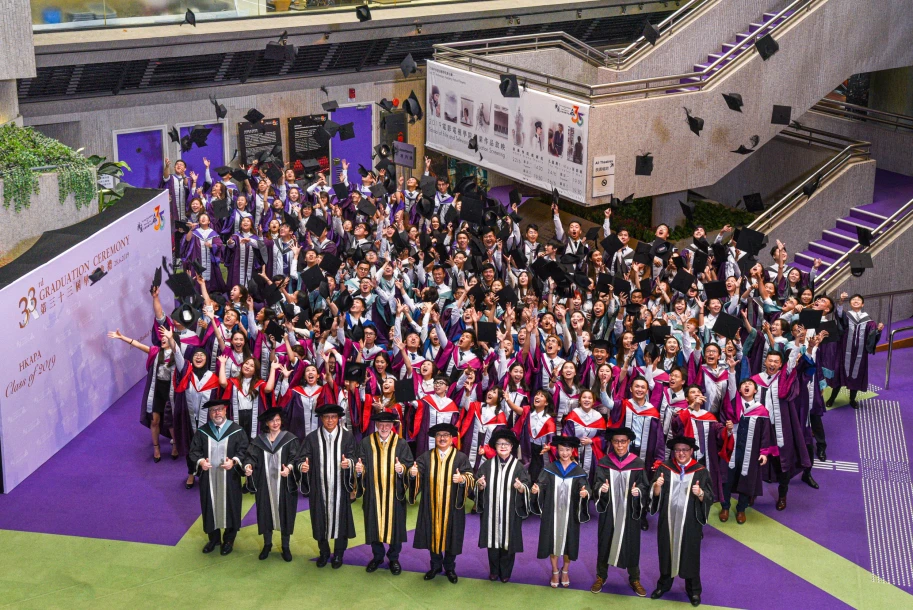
673,448,692,454
611,439,630,445
495,443,512,448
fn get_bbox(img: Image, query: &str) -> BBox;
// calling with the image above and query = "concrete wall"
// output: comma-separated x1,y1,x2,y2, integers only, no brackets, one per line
0,0,35,81
693,136,833,206
583,0,913,203
488,49,599,87
799,108,913,178
598,0,781,84
869,66,913,117
0,171,99,256
24,75,427,179
760,158,876,267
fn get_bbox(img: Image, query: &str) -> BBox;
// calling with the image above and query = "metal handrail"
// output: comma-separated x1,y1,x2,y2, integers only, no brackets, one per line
747,127,871,232
885,325,913,389
811,99,913,133
433,0,822,103
606,0,717,68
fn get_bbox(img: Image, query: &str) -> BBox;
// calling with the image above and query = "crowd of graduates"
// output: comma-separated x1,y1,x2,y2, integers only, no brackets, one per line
106,146,884,605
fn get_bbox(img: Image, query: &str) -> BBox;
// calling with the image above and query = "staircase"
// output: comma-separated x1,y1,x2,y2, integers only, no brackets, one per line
669,10,793,93
792,169,913,272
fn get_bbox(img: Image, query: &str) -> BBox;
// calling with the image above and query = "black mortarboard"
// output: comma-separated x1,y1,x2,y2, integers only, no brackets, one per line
168,126,180,144
651,238,673,259
166,271,196,300
477,321,498,345
281,300,297,323
443,205,459,226
265,165,283,183
712,312,741,340
467,283,488,307
641,20,660,45
803,175,821,198
331,182,348,201
391,230,410,252
669,270,696,295
264,320,285,343
651,324,672,344
171,303,200,329
357,198,377,217
692,249,709,276
600,233,624,259
685,108,704,136
496,285,518,308
428,422,459,437
355,4,371,21
183,8,196,26
595,273,612,294
703,280,727,300
737,254,758,278
734,227,766,257
210,198,231,219
499,73,520,98
322,99,339,112
377,98,395,112
419,175,437,199
755,33,779,60
300,266,324,291
339,122,356,141
633,250,652,266
344,361,367,383
584,226,601,243
743,192,764,212
231,168,248,183
263,282,283,307
88,267,107,285
371,411,399,423
771,105,792,126
356,164,370,178
460,195,485,225
693,236,709,252
679,199,695,221
210,95,227,120
314,126,331,147
322,119,340,138
818,320,843,344
319,252,342,277
667,435,697,451
282,210,301,233
375,157,394,174
244,108,265,125
798,308,823,330
848,252,873,276
722,92,744,112
214,165,232,177
400,53,417,78
188,125,211,148
613,275,632,296
403,90,423,120
856,226,873,248
731,145,755,155
180,135,193,153
306,214,328,237
635,153,653,176
394,378,417,404
152,266,162,290
633,328,650,343
368,183,387,200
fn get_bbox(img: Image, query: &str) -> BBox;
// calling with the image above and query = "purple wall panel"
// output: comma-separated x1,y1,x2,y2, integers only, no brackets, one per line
116,130,164,189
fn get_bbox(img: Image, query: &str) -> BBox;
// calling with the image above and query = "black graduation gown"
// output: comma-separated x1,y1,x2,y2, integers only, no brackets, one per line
474,456,532,553
594,455,649,570
188,421,249,533
408,447,475,555
650,459,714,580
244,431,300,536
532,461,591,560
294,427,358,541
355,432,414,545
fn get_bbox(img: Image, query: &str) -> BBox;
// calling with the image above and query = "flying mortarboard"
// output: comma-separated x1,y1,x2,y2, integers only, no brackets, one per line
635,153,653,176
856,226,873,248
355,4,371,21
322,99,339,112
798,308,824,330
734,226,766,257
210,95,227,119
755,33,779,60
680,199,695,221
641,20,660,45
400,53,417,78
742,192,764,212
712,312,741,340
231,168,248,183
722,92,744,112
344,361,367,383
331,182,349,201
684,108,704,136
306,214,328,237
499,74,520,98
669,270,696,295
477,321,498,345
339,122,356,140
771,105,792,126
703,280,727,300
244,108,265,125
300,266,325,291
847,252,873,276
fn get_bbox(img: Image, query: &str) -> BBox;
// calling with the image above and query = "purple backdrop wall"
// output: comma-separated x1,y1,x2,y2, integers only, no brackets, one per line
330,106,374,184
116,130,164,189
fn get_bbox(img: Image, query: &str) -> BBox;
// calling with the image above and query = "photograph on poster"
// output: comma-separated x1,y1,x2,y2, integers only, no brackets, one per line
530,119,545,152
493,105,509,137
512,108,526,147
548,122,565,158
429,85,442,118
567,126,584,165
444,91,459,122
477,101,492,132
460,97,474,127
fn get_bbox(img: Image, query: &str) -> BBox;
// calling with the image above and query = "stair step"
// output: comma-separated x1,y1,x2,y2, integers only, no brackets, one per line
822,228,860,248
747,22,765,33
665,87,701,93
809,240,850,257
849,206,889,224
836,216,881,232
796,250,837,266
791,260,812,273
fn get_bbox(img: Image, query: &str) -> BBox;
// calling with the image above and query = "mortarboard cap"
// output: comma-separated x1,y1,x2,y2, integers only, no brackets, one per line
798,308,823,330
847,252,873,276
319,252,342,276
322,100,339,112
722,92,744,112
306,214,328,237
369,184,387,200
336,291,355,315
669,270,696,295
180,135,193,153
171,303,200,329
188,126,211,148
755,33,779,60
743,192,764,212
214,165,232,177
460,195,485,225
734,227,766,257
737,254,758,278
651,324,672,344
231,168,248,183
152,266,162,289
210,198,231,219
394,378,417,403
404,91,423,120
377,98,395,112
355,4,371,21
244,108,265,125
585,226,601,242
856,226,873,248
400,53,417,78
692,250,709,276
731,145,755,155
499,74,520,98
300,266,325,291
496,285,519,308
635,153,653,176
685,109,704,136
344,361,367,383
818,320,843,344
641,20,660,45
600,233,624,259
168,126,180,144
357,198,377,217
339,122,356,140
595,273,613,294
803,175,821,198
712,312,741,340
477,321,498,345
443,205,459,227
262,283,283,307
183,8,196,26
166,271,196,300
265,165,283,183
264,320,285,343
331,182,349,201
703,280,727,300
771,104,792,126
613,275,632,296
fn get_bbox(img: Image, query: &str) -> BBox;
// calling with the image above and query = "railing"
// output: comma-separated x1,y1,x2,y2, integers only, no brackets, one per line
747,126,871,232
812,99,913,133
434,0,823,103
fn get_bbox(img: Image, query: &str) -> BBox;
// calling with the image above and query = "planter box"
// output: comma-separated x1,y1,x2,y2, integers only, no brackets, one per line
0,169,98,257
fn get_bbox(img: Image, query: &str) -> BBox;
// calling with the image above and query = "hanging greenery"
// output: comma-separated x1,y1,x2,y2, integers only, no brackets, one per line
0,123,96,213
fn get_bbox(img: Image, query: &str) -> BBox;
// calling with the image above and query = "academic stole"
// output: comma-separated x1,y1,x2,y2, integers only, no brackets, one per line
370,433,400,544
429,449,457,554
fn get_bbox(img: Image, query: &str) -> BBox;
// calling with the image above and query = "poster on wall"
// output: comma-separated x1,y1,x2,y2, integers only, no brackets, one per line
425,60,590,203
288,114,331,176
237,118,281,167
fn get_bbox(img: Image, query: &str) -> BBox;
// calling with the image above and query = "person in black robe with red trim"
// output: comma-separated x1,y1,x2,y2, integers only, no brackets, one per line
649,435,714,606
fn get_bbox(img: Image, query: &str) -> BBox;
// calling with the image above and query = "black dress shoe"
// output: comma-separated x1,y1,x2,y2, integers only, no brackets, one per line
489,573,498,581
389,561,402,575
802,472,820,489
220,542,234,556
259,545,272,560
445,570,458,584
331,554,344,569
500,577,510,583
424,568,441,580
281,547,293,562
817,448,827,462
366,559,381,573
640,519,649,531
691,594,701,606
202,540,219,554
316,555,330,568
185,480,195,490
850,400,859,410
651,589,666,599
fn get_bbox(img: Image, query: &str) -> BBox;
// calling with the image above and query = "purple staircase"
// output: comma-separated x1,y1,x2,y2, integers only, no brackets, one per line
791,169,913,273
667,11,793,93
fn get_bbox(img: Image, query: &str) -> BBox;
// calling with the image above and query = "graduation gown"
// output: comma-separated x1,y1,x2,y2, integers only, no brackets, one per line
650,459,713,580
726,400,774,497
837,310,880,391
594,454,649,570
172,362,221,457
475,456,532,552
244,431,300,536
188,421,249,533
532,461,591,560
408,447,475,555
355,432,414,545
295,427,357,541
